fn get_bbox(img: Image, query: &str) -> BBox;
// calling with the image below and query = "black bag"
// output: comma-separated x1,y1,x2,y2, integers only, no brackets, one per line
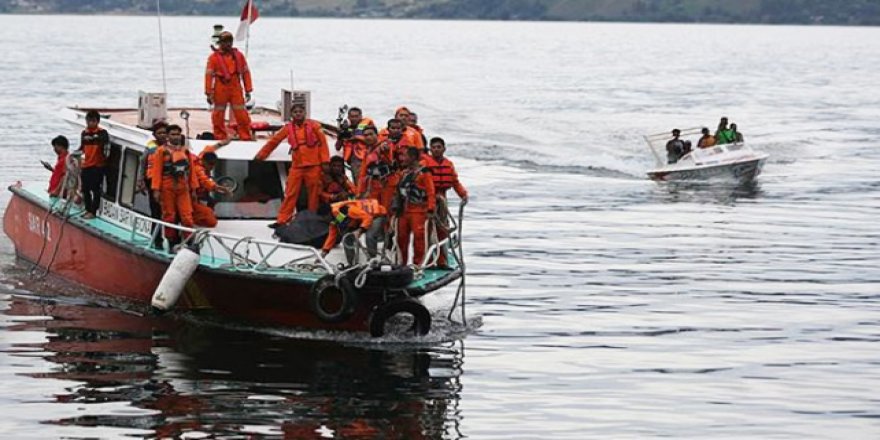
273,211,329,248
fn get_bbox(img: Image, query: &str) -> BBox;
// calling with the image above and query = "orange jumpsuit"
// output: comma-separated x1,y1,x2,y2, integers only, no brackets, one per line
256,120,329,224
321,199,387,253
395,168,436,266
150,146,199,241
357,144,398,212
190,154,219,228
205,48,253,141
340,118,375,162
422,155,467,266
320,173,356,205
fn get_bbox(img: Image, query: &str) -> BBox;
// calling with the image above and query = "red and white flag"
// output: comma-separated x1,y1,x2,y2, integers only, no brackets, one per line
235,0,259,41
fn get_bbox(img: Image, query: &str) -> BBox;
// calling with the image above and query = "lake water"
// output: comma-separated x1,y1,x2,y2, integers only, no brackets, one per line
1,15,879,439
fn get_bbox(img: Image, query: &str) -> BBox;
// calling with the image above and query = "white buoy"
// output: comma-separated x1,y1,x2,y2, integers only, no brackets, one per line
151,246,201,310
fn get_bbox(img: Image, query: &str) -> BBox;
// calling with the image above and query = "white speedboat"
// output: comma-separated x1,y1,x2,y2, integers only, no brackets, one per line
644,128,769,183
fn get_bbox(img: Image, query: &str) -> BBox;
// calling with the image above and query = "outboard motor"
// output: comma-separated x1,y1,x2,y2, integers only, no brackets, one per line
151,244,201,311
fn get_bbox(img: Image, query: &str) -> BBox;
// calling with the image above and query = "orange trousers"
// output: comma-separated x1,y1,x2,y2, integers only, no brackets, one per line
192,202,217,228
276,165,322,224
211,82,252,141
160,184,194,241
397,210,427,266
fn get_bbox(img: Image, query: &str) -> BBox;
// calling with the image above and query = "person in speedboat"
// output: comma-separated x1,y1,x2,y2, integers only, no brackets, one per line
666,129,686,164
730,123,744,143
715,117,737,144
698,127,716,149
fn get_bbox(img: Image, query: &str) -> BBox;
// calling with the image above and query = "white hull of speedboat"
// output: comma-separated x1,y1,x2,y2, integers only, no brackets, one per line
648,155,767,182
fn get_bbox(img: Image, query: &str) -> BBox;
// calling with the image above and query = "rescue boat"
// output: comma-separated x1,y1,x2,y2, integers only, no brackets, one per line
644,128,769,183
2,94,468,337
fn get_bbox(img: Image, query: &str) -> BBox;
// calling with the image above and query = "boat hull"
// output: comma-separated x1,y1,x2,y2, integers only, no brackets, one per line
3,187,454,333
647,157,766,183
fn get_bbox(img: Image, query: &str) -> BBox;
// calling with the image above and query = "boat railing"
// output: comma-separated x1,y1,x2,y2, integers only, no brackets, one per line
98,200,336,274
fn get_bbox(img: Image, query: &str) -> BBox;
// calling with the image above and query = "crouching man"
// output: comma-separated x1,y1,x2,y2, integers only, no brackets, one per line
319,199,387,264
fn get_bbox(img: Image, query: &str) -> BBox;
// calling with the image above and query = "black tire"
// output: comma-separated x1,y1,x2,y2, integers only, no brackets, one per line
354,265,414,290
369,298,431,337
310,275,358,323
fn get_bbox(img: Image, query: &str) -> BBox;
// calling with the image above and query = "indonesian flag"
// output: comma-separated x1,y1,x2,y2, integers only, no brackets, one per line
235,0,259,41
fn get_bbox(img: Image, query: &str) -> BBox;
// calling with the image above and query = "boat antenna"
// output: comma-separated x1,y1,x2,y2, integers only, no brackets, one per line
155,0,168,95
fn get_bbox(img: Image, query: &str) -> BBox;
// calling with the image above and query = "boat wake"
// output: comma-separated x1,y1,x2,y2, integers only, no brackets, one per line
452,142,645,179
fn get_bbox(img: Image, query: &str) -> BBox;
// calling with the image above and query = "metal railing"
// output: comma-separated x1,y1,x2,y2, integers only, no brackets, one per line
98,200,336,275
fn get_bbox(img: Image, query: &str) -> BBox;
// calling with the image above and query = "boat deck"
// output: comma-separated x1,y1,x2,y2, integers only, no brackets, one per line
76,106,288,141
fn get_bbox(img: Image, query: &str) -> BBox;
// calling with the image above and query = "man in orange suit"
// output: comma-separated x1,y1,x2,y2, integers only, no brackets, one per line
205,31,253,141
255,103,329,228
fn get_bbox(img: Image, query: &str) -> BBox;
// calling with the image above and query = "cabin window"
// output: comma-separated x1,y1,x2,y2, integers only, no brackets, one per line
210,159,285,219
122,150,153,216
118,148,142,210
103,142,123,202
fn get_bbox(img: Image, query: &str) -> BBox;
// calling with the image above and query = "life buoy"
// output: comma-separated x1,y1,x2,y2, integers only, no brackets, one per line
309,275,357,323
369,298,431,337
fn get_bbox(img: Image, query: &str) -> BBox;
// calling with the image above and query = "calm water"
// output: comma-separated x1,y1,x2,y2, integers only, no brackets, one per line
2,15,879,439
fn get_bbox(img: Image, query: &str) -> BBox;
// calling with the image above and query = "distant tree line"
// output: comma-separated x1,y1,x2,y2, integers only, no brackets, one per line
1,0,878,25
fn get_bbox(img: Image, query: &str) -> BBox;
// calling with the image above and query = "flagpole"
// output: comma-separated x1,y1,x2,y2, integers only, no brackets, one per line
245,0,252,57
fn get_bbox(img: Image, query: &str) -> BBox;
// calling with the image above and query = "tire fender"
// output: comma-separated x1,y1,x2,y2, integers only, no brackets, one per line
310,275,358,323
369,298,431,337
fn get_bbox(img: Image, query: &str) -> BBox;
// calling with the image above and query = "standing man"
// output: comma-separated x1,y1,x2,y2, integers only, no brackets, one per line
334,106,374,182
394,146,436,266
138,122,168,248
47,136,70,198
358,125,399,213
255,103,329,228
379,108,423,150
79,110,109,219
665,129,685,164
205,31,254,141
422,137,467,268
150,125,199,250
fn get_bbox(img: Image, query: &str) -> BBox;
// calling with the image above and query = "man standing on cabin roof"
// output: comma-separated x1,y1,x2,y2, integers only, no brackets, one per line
255,103,329,229
205,31,254,141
